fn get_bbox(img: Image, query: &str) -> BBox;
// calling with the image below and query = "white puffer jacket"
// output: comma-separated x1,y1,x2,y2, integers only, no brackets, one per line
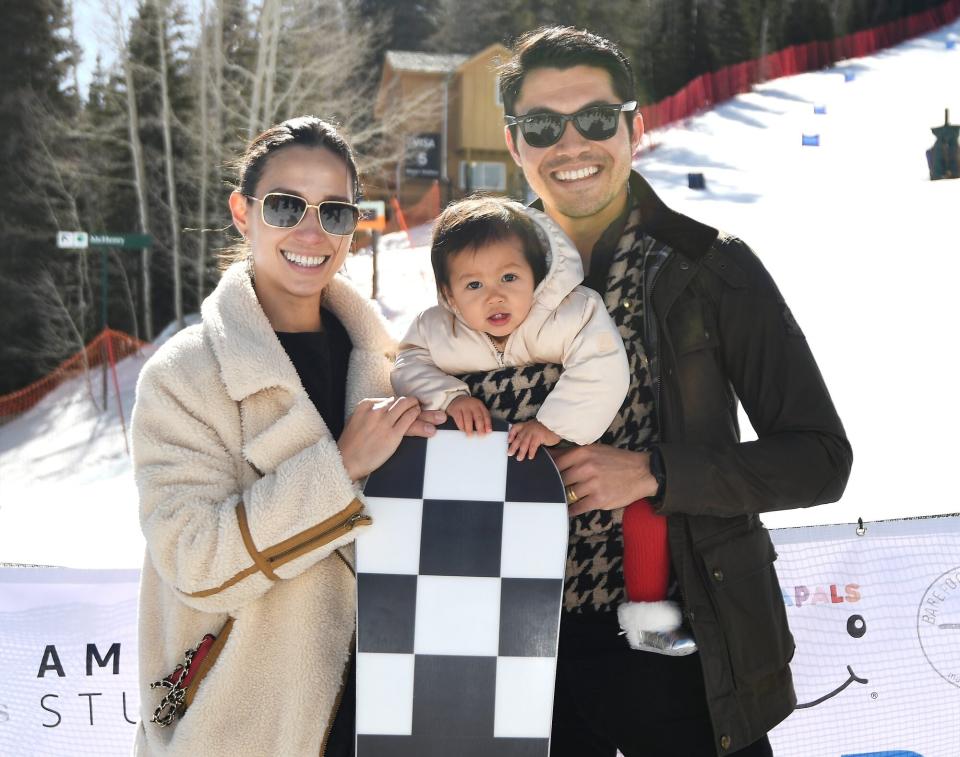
131,262,393,756
391,208,629,445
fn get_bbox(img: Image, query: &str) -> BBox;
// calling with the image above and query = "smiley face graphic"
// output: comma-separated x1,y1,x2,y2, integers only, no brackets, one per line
796,613,870,709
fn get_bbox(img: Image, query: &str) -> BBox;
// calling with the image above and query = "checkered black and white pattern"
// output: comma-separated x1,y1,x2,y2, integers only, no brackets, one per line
356,419,568,757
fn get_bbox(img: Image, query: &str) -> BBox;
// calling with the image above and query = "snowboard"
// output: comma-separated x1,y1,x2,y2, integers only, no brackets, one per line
355,418,568,757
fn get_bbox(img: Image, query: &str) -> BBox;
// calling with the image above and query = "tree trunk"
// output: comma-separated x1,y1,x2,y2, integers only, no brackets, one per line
197,0,210,307
155,0,184,330
247,0,274,138
122,34,153,340
263,2,280,124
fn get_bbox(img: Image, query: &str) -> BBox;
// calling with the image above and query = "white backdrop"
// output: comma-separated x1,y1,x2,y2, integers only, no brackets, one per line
768,516,960,757
2,516,959,756
0,568,140,756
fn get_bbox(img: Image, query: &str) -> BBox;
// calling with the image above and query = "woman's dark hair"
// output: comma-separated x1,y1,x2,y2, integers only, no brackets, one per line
498,26,636,137
431,196,548,297
221,116,361,269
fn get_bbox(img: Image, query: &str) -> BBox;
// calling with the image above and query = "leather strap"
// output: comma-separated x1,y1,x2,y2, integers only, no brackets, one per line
236,502,279,582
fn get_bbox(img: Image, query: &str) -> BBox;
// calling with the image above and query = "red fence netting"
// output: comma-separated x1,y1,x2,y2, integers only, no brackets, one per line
640,0,960,133
0,329,147,422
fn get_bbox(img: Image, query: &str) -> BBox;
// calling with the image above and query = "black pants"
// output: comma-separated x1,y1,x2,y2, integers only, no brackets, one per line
550,611,774,757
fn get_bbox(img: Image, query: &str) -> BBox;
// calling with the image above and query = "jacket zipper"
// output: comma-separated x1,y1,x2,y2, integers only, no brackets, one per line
269,510,371,566
483,333,506,367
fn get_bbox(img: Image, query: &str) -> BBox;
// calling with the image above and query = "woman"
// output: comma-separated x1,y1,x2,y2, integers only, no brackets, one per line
131,116,441,756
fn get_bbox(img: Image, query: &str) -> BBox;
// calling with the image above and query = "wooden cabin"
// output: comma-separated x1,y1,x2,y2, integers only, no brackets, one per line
373,44,529,214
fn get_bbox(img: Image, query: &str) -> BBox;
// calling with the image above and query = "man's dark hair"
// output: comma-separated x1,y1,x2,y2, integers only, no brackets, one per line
431,196,548,295
498,26,637,136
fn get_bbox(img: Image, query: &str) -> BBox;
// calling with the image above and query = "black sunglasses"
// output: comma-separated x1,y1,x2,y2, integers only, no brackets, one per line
504,101,638,148
246,192,360,236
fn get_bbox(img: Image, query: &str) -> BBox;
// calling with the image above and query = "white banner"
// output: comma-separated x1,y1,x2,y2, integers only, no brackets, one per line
769,516,960,757
0,568,140,756
2,517,959,756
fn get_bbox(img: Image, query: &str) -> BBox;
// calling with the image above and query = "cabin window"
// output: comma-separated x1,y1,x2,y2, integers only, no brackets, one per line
459,161,507,191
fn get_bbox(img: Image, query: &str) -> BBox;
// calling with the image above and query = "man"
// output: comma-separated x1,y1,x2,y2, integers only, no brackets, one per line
495,27,853,756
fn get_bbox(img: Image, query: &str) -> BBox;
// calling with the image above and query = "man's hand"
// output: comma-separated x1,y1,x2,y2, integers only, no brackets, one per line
446,396,492,436
507,420,561,462
549,444,659,517
405,409,446,438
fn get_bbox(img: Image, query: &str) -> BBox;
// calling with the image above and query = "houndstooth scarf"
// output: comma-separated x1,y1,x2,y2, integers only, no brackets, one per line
460,206,668,612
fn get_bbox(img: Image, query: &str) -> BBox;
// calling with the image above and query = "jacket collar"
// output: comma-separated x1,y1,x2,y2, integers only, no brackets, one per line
201,262,393,401
629,171,719,262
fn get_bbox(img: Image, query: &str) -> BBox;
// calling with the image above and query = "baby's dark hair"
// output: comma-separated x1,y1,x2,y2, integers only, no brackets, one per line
431,196,548,294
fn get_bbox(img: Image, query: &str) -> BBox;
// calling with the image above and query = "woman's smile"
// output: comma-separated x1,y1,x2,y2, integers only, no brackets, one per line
280,249,330,269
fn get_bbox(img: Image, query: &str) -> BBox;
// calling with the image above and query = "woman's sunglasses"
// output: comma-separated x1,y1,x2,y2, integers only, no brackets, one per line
504,101,638,148
246,192,360,236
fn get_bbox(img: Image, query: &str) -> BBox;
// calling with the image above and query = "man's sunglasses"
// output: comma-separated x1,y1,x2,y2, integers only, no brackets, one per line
504,101,638,148
246,192,360,236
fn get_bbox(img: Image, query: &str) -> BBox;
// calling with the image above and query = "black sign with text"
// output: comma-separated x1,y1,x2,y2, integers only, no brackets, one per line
404,133,441,179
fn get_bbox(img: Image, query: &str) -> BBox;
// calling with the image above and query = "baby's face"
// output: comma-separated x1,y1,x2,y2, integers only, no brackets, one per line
443,235,537,346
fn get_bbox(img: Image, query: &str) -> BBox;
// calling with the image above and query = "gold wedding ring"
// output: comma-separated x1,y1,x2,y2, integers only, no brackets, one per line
565,486,579,505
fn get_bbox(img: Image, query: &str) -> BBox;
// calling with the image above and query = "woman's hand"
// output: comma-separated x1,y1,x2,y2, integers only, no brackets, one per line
447,396,492,436
338,397,422,481
406,409,446,438
507,420,561,461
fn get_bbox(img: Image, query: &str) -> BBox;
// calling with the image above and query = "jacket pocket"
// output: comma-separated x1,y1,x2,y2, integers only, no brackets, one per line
182,617,234,709
699,527,794,685
667,297,717,356
150,616,234,727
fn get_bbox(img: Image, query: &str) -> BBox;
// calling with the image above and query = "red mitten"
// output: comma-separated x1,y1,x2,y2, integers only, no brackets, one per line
622,497,669,603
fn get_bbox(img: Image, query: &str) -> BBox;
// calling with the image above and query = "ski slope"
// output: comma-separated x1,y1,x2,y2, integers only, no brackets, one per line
1,22,958,568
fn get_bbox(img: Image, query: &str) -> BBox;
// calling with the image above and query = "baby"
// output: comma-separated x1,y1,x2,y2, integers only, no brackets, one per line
392,195,628,458
392,196,682,652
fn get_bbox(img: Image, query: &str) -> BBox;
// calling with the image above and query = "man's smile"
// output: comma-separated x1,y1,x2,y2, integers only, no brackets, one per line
553,165,600,182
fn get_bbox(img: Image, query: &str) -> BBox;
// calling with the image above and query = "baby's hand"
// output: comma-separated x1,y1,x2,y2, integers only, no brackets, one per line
447,396,492,436
507,420,561,462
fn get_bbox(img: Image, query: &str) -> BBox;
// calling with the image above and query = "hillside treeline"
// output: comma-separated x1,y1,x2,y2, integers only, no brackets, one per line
0,0,945,395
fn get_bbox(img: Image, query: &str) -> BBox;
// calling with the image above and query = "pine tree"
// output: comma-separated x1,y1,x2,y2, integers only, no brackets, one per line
0,0,81,393
360,0,441,56
783,0,835,46
714,0,762,66
124,0,195,336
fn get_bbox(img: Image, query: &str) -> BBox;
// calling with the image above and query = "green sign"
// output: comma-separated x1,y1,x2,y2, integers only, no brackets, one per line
88,233,153,249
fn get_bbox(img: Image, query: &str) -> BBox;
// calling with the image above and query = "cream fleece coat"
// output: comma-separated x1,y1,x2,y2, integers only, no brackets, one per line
131,263,394,756
391,207,629,445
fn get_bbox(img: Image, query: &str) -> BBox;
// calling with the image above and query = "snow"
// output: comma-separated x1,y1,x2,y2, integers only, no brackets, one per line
2,22,959,568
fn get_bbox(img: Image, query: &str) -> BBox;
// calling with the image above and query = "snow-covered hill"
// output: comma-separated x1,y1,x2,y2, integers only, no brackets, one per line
2,21,958,568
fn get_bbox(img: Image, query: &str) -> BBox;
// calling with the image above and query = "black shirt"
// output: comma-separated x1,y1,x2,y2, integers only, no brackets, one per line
277,311,355,756
275,309,353,439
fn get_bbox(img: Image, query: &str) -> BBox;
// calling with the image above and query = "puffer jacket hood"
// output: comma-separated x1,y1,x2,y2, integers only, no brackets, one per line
437,203,585,321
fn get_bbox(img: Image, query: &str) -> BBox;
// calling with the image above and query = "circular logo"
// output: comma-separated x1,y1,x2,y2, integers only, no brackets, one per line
917,566,960,688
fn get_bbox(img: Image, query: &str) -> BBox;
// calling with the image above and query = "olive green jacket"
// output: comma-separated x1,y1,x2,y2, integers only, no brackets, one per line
631,171,852,754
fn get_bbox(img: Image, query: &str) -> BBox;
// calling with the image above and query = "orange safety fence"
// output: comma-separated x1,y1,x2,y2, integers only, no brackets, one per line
391,181,441,234
0,328,147,421
640,0,960,133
